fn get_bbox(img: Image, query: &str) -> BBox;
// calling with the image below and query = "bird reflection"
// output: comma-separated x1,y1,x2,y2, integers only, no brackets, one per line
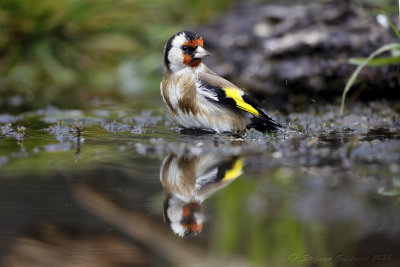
160,153,243,238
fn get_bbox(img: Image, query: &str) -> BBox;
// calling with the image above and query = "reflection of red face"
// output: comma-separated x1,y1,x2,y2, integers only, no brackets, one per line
181,202,203,234
182,38,204,67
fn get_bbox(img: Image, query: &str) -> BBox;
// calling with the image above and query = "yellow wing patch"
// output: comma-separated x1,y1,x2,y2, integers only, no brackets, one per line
222,157,244,181
223,87,261,116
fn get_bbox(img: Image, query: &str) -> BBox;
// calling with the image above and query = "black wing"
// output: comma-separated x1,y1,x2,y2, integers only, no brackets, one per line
197,78,282,131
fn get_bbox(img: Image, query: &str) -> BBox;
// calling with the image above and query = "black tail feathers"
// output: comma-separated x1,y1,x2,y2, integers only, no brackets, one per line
247,116,282,132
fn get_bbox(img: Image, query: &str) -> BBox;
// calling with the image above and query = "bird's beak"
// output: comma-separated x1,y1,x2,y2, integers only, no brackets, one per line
193,46,211,59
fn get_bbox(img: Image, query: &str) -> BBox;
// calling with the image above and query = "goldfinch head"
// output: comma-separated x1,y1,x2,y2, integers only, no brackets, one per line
163,195,204,238
164,31,211,73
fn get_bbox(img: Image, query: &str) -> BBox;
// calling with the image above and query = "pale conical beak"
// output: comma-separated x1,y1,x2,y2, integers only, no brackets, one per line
193,46,211,59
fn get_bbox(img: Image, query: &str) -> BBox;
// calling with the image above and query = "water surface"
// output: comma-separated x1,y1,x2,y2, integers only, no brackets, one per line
0,100,399,267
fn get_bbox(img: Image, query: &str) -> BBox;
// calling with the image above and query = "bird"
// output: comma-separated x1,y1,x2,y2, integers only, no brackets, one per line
161,30,281,133
160,153,243,237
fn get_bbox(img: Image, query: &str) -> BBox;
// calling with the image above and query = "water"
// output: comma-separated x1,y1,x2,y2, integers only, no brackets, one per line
0,100,399,267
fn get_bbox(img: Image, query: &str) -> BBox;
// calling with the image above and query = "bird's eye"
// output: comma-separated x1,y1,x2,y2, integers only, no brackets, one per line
182,45,189,51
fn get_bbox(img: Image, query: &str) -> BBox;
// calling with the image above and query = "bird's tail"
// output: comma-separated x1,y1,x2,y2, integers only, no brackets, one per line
247,116,282,132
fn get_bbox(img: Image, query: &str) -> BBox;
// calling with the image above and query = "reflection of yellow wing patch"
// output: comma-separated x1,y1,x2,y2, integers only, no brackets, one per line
222,158,243,181
223,87,261,116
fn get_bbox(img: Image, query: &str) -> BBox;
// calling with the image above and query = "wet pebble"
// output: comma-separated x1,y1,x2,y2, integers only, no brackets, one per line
0,123,25,141
103,121,131,133
45,123,78,143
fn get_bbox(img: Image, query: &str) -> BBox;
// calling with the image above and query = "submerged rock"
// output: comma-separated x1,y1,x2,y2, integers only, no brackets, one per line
102,121,132,133
45,123,79,143
0,123,25,141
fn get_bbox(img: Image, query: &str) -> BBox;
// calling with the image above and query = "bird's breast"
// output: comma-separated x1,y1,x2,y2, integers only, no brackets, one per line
162,72,248,132
162,73,199,115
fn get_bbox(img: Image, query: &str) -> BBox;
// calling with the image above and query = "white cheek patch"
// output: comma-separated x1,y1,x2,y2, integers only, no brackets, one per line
168,33,188,72
168,47,185,73
167,197,187,237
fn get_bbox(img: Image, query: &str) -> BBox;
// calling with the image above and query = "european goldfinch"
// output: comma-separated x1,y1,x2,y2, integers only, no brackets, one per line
161,31,281,133
161,153,243,237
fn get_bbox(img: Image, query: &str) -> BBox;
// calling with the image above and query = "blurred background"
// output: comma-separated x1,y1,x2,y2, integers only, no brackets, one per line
1,1,400,267
0,0,397,111
0,0,233,110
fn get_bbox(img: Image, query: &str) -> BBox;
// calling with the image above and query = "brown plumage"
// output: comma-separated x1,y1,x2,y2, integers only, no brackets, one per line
161,31,281,133
160,153,243,237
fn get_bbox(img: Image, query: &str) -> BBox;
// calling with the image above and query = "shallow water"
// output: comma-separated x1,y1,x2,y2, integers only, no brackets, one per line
0,100,400,267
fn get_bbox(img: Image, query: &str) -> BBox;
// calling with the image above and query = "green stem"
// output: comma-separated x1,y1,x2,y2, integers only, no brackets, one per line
340,43,400,116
